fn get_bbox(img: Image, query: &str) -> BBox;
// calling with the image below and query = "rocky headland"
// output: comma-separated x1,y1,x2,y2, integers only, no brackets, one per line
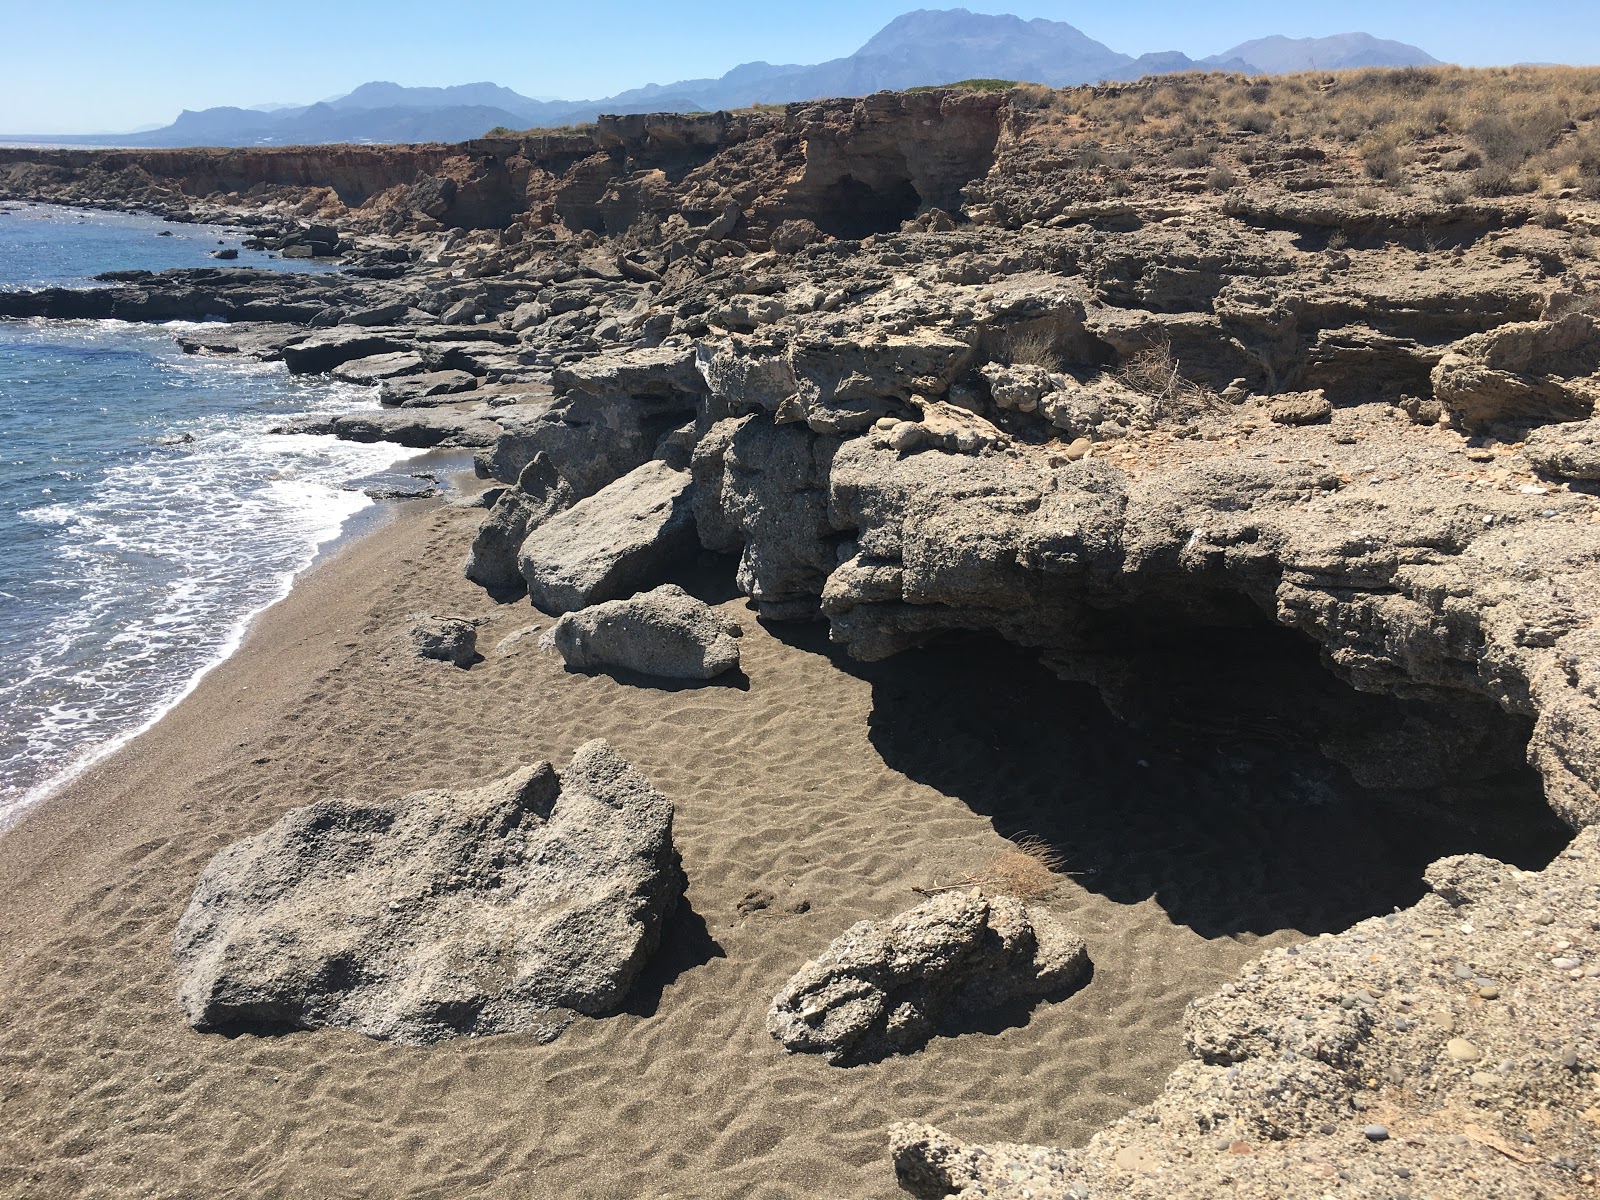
5,67,1600,1197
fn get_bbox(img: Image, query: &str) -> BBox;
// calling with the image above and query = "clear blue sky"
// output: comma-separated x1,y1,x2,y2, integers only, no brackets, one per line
4,1,1598,133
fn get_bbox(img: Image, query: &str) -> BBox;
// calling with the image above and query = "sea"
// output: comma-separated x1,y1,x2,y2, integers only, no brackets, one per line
0,203,427,824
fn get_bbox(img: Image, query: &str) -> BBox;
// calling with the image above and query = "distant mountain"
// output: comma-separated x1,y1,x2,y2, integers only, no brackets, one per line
1204,33,1442,74
8,9,1443,147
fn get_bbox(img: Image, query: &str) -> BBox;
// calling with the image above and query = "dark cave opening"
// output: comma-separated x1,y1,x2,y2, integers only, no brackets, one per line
835,620,1566,940
810,174,925,240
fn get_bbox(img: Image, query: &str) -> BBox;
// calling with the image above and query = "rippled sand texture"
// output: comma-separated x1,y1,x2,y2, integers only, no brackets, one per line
0,498,1513,1199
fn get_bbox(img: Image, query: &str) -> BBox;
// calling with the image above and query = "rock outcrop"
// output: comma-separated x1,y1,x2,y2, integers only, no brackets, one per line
889,828,1600,1199
767,890,1089,1065
173,741,684,1044
540,584,743,680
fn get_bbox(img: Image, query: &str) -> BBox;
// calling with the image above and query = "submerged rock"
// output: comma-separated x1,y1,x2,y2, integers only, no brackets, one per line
541,584,743,680
768,890,1089,1065
173,741,685,1044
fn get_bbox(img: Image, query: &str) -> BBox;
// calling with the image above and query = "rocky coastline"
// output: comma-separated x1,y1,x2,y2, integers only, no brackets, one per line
5,73,1600,1196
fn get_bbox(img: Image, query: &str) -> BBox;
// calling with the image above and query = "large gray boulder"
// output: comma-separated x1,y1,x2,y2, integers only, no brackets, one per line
173,741,684,1044
518,460,697,614
464,453,574,597
767,890,1089,1065
540,584,743,680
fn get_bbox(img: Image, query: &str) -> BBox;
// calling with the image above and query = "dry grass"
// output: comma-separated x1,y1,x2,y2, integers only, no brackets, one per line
1011,65,1600,196
1115,342,1218,420
921,835,1069,901
1005,326,1063,369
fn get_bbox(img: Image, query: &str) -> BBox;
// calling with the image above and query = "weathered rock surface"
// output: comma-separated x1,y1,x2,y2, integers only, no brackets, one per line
378,369,478,407
540,584,742,680
768,890,1089,1065
407,613,477,667
464,452,574,597
518,460,697,614
1432,313,1600,427
890,828,1600,1199
173,741,685,1044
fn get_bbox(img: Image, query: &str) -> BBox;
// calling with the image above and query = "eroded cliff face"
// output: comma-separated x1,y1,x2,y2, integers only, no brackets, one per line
0,91,1007,242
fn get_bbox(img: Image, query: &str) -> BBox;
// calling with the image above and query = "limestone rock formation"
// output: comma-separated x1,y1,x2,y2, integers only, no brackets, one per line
889,828,1600,1199
767,890,1089,1065
407,613,477,667
518,460,697,614
540,584,743,680
1432,313,1600,427
464,452,574,597
173,741,684,1044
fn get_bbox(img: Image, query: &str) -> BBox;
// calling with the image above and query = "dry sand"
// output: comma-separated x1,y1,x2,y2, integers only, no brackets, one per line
0,493,1524,1199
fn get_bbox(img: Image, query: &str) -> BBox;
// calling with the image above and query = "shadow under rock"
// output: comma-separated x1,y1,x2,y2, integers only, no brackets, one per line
623,896,725,1019
852,628,1566,940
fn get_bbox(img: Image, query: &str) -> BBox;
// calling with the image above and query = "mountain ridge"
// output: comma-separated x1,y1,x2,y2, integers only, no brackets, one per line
2,9,1442,147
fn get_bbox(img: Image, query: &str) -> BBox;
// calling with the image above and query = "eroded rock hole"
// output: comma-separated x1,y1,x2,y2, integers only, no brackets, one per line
811,174,924,240
862,624,1565,939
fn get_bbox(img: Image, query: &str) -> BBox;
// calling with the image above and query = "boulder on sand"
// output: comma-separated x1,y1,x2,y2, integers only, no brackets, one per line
173,741,685,1044
541,584,743,680
767,889,1089,1065
518,460,696,614
408,613,478,667
465,452,574,597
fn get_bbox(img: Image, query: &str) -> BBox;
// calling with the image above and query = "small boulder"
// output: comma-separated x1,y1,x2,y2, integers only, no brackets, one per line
767,889,1089,1065
173,741,685,1043
408,614,477,667
541,585,742,680
1432,313,1600,427
1267,389,1333,425
465,452,575,597
209,247,239,260
442,297,482,326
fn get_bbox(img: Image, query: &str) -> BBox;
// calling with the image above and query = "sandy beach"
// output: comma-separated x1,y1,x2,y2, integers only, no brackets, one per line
0,485,1535,1200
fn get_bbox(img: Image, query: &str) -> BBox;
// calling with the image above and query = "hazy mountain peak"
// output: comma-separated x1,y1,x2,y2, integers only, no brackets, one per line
12,9,1444,147
1206,32,1441,74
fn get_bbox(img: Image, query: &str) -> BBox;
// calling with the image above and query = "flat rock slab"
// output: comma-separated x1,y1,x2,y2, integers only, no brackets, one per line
380,369,479,407
518,459,697,614
768,889,1088,1065
173,741,684,1044
331,351,430,384
541,584,743,680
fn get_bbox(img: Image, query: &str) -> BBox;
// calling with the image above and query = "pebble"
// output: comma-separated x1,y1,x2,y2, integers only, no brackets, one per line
1478,985,1499,999
1446,1038,1483,1062
1552,957,1582,970
1363,1125,1390,1142
1319,1123,1338,1136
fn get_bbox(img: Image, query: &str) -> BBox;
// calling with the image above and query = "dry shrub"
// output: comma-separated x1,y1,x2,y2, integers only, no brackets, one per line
1116,342,1217,420
1208,165,1238,191
974,835,1067,901
1170,139,1216,168
1006,327,1061,369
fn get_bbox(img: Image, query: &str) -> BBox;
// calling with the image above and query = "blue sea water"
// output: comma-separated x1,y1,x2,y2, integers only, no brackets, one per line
0,204,422,821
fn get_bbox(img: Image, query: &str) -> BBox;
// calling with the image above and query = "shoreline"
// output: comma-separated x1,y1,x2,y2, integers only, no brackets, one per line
0,306,458,828
0,483,428,831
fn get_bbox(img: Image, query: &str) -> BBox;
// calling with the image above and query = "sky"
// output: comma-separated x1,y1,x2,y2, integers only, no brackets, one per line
4,0,1599,134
